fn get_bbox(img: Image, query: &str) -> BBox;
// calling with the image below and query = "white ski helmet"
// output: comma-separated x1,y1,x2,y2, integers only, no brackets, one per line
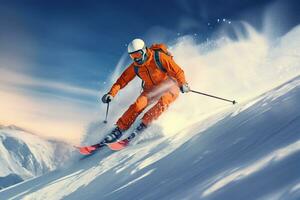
127,38,147,65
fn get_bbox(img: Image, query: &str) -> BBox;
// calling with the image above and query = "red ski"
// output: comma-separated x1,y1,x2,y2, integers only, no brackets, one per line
107,139,130,151
75,139,129,155
74,143,103,155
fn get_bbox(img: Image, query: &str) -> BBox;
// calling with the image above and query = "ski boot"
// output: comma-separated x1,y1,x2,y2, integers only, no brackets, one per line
102,126,123,144
106,123,148,151
126,123,147,141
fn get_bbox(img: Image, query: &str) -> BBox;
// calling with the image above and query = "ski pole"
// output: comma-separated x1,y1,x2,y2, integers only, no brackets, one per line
190,89,237,105
103,102,110,124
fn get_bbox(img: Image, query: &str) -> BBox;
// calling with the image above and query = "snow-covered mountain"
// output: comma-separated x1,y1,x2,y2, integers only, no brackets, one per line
1,75,300,199
0,125,72,190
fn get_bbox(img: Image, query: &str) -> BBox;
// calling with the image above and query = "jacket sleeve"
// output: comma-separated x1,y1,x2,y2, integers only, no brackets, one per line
108,63,136,97
159,53,187,86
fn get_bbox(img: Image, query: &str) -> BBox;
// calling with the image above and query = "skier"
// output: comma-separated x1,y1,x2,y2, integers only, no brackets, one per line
101,38,190,144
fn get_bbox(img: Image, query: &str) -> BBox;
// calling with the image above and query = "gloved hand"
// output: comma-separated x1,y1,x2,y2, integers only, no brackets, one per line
101,93,113,103
180,83,190,93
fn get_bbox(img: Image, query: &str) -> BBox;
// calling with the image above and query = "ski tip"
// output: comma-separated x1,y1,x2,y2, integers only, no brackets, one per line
74,145,97,155
107,140,129,151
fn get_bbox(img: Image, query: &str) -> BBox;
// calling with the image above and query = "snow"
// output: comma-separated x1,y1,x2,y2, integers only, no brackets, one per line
0,127,72,190
0,73,300,199
108,169,155,195
202,140,300,197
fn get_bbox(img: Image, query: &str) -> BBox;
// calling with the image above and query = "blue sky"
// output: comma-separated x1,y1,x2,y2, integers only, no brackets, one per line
0,0,299,142
2,0,299,91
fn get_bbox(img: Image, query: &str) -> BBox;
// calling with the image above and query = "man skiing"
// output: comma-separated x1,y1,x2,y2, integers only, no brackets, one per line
101,38,190,144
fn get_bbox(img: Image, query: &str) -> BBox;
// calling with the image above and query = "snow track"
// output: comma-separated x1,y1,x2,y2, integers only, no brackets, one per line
1,74,300,200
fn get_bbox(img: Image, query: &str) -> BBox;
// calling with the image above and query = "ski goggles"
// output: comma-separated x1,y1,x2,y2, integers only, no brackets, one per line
129,50,143,60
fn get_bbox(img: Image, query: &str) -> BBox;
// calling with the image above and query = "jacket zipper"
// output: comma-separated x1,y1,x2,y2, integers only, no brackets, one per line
145,66,155,85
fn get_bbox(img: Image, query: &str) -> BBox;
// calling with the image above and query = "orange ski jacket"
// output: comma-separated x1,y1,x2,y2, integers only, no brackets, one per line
108,47,187,97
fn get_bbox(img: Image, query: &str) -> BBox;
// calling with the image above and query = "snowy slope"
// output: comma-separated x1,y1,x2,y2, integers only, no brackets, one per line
1,75,300,199
0,126,72,190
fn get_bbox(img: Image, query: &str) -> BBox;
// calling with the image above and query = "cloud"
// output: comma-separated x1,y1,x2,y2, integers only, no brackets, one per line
0,68,100,144
0,68,98,97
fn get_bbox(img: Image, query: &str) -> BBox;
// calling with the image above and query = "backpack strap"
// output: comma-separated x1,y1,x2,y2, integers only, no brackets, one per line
134,65,142,78
134,65,145,90
154,50,167,73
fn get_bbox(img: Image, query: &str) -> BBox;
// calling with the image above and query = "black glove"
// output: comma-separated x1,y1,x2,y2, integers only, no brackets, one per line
101,93,113,103
180,83,190,93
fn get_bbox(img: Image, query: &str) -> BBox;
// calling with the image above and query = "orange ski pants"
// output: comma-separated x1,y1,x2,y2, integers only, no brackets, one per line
116,85,179,131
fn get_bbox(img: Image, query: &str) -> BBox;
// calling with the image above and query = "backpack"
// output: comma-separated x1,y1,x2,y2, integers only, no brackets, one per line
134,43,172,80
